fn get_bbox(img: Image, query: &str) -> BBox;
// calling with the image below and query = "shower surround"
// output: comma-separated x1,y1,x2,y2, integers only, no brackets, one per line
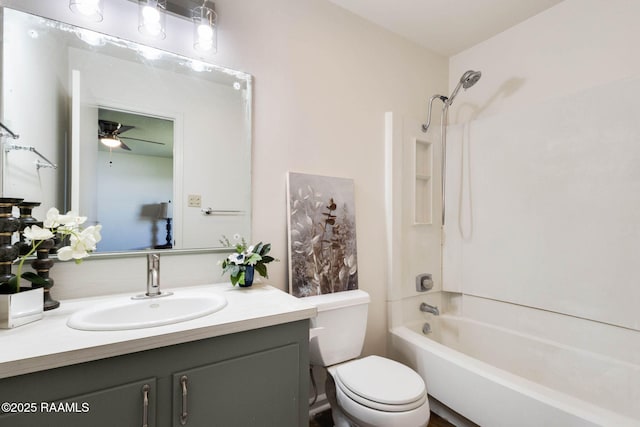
386,2,640,424
386,76,640,425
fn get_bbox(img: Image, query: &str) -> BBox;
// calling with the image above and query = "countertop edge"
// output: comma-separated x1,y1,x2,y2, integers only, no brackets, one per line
0,284,316,379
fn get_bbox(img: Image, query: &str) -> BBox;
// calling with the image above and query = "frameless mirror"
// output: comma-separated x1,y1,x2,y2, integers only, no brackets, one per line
0,8,252,254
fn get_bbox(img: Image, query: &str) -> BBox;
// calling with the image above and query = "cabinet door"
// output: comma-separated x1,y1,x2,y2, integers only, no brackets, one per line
0,377,156,427
172,343,300,427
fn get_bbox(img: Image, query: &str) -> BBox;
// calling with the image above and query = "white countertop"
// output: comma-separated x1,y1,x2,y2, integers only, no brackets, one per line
0,283,316,379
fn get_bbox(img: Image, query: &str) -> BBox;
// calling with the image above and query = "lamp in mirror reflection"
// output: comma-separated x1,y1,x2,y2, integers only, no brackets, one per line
69,0,104,22
156,201,173,249
139,0,167,40
192,1,217,52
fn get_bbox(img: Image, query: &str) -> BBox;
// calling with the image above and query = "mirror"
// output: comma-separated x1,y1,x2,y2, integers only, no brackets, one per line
1,8,252,253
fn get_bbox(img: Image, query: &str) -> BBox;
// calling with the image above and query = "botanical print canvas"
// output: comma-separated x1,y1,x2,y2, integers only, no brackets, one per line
287,172,358,297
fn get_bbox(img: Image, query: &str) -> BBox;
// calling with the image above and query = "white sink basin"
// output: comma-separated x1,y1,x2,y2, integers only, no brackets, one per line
67,291,227,331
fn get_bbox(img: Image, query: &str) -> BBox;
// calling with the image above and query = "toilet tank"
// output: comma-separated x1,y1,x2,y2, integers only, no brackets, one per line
304,290,370,367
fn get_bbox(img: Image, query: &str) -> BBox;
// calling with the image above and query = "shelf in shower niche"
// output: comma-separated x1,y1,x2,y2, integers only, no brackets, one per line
413,138,433,225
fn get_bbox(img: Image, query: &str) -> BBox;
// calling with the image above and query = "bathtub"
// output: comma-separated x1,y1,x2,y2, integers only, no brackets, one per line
390,316,640,427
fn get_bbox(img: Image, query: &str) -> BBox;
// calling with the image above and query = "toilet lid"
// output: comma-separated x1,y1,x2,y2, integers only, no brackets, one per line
335,356,426,411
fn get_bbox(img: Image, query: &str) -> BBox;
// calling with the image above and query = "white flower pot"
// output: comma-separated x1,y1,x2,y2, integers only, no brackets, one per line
0,287,43,328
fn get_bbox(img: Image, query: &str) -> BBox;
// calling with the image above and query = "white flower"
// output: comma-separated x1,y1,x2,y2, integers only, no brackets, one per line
43,207,61,228
44,207,87,230
56,224,102,261
56,245,88,261
79,224,102,250
227,253,245,265
58,211,87,228
23,224,55,241
246,245,255,254
233,233,241,241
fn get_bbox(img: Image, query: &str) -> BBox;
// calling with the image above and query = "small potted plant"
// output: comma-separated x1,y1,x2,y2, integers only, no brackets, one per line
0,207,101,328
220,235,277,287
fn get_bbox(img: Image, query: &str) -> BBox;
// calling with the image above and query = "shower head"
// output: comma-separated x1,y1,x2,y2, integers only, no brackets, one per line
461,70,482,89
421,69,482,133
447,70,482,105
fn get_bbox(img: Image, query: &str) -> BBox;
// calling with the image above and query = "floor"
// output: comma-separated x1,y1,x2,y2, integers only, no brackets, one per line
309,409,455,427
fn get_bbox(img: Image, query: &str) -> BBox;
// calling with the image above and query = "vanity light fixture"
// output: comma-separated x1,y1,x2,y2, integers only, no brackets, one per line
69,0,104,22
138,0,167,40
70,0,219,54
192,1,217,52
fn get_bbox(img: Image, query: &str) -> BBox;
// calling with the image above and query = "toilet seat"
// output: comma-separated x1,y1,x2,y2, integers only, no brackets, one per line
333,356,427,411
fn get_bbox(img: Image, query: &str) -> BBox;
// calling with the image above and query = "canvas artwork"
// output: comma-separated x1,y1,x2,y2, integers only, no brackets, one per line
287,172,359,297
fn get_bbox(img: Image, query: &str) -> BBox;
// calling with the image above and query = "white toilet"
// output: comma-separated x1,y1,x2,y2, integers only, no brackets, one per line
306,289,430,427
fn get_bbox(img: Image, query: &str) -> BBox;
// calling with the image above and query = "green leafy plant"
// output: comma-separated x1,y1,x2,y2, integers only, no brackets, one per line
219,234,278,286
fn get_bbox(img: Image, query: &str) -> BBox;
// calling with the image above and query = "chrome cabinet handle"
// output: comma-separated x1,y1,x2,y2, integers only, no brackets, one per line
142,384,150,427
180,375,188,425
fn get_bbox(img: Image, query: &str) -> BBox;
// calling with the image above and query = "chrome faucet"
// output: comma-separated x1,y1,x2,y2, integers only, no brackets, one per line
147,253,161,297
420,302,440,316
132,253,172,299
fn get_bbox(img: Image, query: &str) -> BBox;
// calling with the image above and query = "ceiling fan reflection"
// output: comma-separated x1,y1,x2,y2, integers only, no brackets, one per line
98,119,166,152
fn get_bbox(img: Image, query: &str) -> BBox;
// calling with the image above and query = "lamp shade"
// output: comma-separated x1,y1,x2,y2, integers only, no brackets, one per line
158,201,172,219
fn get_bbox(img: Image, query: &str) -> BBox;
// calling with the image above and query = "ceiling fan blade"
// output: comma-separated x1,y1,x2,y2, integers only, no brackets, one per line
119,140,132,151
119,136,166,145
117,125,135,134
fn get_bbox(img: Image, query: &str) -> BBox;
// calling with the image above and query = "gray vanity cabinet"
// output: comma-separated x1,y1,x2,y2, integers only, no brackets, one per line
171,343,301,426
0,320,309,427
0,377,157,427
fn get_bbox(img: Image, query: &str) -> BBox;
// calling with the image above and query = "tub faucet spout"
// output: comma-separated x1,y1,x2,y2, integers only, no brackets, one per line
420,302,440,316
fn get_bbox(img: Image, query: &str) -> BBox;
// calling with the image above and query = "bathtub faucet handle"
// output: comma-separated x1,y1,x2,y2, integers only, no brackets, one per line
416,273,433,292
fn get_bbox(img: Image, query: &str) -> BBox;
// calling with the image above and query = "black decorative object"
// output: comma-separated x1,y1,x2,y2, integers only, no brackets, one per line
0,197,23,293
154,201,172,249
30,238,59,310
16,201,42,256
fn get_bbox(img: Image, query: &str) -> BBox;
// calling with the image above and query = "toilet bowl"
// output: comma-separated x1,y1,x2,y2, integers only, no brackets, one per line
305,290,430,427
328,356,430,427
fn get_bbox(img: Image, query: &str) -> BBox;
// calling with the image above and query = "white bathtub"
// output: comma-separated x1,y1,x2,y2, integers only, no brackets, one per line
390,316,640,427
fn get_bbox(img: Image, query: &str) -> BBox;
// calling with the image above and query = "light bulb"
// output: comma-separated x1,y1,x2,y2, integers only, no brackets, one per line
197,23,214,41
138,0,166,39
76,0,99,15
192,6,217,52
196,23,214,50
69,0,104,22
142,5,160,23
100,137,121,148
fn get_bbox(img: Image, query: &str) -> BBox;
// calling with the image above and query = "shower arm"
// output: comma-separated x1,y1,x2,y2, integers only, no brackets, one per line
421,94,448,133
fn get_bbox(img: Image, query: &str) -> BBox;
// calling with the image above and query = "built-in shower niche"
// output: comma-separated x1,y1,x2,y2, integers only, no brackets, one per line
413,138,433,224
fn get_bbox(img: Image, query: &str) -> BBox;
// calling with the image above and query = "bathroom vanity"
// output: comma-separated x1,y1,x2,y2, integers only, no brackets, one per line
0,284,315,427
